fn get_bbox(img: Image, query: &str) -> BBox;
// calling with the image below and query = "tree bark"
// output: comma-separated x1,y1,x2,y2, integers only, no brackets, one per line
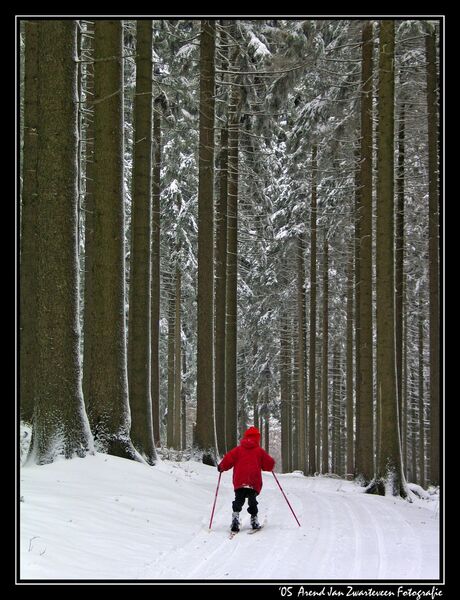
297,235,307,473
321,236,329,474
402,274,408,472
82,21,95,436
174,267,182,449
225,29,240,453
181,342,187,449
291,321,299,471
331,345,340,474
355,21,374,484
20,20,39,425
264,414,270,453
308,145,318,474
354,143,361,447
286,320,293,473
225,52,239,448
196,20,217,464
215,125,228,455
280,314,290,472
83,20,139,461
238,351,248,438
395,102,405,437
28,20,93,464
128,20,156,464
167,279,175,448
425,26,440,486
374,20,407,497
418,307,426,488
346,243,354,476
151,97,162,447
253,392,259,435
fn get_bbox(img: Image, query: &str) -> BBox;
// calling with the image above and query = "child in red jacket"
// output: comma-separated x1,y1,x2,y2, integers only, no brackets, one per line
217,426,275,532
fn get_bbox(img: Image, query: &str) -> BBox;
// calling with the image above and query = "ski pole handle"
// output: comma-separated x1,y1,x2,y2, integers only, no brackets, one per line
209,471,222,530
272,471,301,527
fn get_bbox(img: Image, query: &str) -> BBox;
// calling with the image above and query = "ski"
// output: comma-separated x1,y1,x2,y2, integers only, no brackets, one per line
247,525,263,535
229,530,239,539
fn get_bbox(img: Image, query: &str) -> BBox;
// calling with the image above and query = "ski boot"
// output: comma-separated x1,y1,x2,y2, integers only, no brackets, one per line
250,515,261,530
230,511,240,532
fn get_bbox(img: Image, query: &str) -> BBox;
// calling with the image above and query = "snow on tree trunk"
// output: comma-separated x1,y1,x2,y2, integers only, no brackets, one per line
374,20,408,498
28,20,94,464
355,21,374,485
83,20,139,462
20,20,39,426
128,19,157,464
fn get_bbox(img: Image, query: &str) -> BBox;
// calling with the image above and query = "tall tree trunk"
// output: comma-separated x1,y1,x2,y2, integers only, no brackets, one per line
28,20,93,464
425,26,440,486
356,21,374,484
253,392,259,434
411,390,417,484
196,20,217,464
238,352,248,438
167,279,175,448
181,342,187,449
287,321,293,473
321,236,329,474
291,322,299,472
287,392,293,472
82,22,95,442
418,307,426,488
346,243,354,476
337,357,344,475
83,22,97,432
297,235,307,473
151,97,162,447
331,344,340,474
402,274,408,472
374,20,407,497
20,20,39,425
395,102,405,436
128,20,156,464
83,20,138,461
316,374,321,471
264,413,270,453
280,314,290,472
215,125,228,455
174,267,182,449
225,28,240,453
354,143,361,445
308,145,318,474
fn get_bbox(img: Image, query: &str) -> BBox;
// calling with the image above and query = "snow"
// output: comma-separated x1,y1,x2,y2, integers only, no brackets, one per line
248,32,271,59
19,454,440,581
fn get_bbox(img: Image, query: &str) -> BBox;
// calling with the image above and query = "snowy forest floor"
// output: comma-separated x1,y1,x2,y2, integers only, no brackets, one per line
19,454,440,581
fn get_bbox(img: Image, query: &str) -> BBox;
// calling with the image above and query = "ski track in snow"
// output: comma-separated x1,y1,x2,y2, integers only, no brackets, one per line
20,456,440,581
143,472,438,581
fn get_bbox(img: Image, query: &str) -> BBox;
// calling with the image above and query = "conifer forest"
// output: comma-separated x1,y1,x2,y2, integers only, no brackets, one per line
19,18,441,498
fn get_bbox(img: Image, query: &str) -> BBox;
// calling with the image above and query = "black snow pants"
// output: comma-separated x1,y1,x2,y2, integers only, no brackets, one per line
232,487,258,516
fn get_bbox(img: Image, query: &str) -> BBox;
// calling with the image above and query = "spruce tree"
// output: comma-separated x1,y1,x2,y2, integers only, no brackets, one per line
83,20,139,461
374,20,408,497
20,20,39,425
128,19,157,464
28,20,93,464
195,20,217,464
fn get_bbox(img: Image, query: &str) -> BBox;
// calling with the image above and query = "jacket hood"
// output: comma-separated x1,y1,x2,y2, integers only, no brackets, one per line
244,426,261,440
241,437,259,449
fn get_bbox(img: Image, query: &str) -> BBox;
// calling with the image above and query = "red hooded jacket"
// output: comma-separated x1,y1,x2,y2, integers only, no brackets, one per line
218,427,275,494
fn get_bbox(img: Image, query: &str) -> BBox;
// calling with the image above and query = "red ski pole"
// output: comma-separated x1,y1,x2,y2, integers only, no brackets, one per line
272,471,301,527
208,471,222,530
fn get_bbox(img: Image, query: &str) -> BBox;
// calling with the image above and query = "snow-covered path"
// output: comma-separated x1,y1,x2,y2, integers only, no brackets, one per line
19,455,440,581
146,471,439,580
